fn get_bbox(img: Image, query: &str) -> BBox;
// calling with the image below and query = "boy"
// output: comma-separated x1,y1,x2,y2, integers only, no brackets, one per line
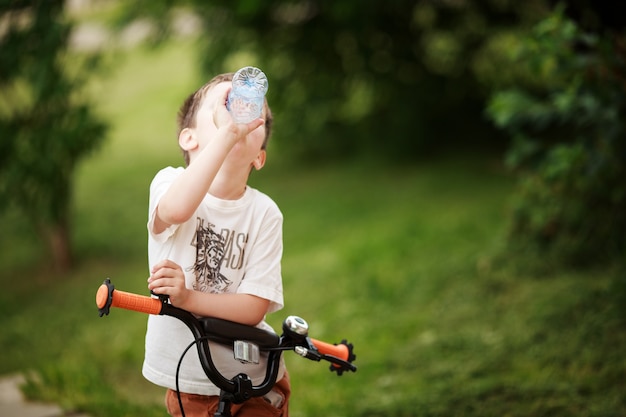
142,73,290,417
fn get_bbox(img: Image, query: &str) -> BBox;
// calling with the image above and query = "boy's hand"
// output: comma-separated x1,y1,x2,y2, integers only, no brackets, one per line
148,259,190,308
213,87,264,140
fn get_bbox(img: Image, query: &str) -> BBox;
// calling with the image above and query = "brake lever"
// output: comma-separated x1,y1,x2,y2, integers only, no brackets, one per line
322,354,358,375
293,338,357,375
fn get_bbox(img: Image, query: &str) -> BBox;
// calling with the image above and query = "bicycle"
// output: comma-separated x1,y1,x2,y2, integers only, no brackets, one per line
95,278,357,417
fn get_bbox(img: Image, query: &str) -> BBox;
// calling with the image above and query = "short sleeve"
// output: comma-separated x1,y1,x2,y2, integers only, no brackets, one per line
236,203,284,313
147,167,183,242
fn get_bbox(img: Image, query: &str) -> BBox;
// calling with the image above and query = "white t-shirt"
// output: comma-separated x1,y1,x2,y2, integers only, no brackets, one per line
142,166,285,395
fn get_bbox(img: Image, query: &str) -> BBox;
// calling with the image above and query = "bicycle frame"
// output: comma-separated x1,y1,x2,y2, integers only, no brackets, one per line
95,278,356,417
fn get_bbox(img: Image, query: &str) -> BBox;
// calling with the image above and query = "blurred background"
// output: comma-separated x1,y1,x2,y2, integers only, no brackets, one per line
1,1,625,416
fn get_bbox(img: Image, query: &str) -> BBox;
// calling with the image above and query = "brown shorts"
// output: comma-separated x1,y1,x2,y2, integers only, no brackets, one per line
165,372,291,417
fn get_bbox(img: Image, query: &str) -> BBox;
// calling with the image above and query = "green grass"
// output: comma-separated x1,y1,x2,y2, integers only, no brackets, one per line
1,39,625,417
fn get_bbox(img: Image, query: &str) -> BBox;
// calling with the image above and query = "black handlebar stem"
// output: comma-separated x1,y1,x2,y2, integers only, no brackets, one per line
159,302,284,399
160,303,237,393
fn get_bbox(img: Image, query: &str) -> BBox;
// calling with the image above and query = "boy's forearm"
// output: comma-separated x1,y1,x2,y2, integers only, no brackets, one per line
158,130,234,225
182,291,270,326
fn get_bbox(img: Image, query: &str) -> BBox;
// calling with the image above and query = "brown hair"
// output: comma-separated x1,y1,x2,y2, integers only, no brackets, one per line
176,73,273,165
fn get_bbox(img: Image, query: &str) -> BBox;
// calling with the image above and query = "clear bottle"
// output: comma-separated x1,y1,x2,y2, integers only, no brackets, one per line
227,66,269,124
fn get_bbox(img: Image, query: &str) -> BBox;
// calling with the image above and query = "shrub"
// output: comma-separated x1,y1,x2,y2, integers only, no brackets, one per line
486,8,626,266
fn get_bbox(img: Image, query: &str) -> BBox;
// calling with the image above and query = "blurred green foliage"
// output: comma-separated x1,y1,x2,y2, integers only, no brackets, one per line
112,0,626,265
486,7,626,266
115,0,548,160
3,1,624,273
0,0,107,270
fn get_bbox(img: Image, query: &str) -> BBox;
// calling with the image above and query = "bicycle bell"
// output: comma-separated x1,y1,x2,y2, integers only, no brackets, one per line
283,315,309,338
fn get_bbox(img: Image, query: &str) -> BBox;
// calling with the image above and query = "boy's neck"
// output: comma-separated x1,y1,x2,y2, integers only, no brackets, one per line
209,185,247,200
209,170,248,200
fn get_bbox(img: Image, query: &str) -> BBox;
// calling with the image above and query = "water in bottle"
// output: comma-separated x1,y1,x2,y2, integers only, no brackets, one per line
227,66,269,124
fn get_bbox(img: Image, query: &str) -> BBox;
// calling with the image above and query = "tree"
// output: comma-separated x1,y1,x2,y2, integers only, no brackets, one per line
0,0,107,271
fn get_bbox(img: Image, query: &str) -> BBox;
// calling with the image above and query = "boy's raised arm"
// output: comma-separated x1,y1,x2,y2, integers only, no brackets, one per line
152,88,263,234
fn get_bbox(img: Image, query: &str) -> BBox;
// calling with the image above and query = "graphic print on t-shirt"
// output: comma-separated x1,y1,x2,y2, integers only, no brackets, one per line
189,217,233,293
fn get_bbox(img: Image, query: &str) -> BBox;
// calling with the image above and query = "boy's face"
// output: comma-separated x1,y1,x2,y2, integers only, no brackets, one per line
193,81,267,169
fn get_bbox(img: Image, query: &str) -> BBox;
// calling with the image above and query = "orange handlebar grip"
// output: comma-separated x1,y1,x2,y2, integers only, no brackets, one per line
96,279,163,317
310,338,349,361
111,290,163,315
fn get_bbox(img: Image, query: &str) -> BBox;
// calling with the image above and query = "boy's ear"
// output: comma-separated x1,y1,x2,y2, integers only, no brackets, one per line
252,150,267,171
178,127,198,151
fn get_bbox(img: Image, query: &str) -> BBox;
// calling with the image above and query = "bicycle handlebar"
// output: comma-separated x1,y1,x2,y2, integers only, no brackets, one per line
96,282,352,363
95,278,356,404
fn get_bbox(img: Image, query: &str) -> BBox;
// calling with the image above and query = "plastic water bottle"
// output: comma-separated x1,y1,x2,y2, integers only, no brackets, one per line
227,66,269,124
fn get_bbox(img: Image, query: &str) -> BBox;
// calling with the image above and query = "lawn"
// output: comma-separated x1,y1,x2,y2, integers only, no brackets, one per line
1,39,624,417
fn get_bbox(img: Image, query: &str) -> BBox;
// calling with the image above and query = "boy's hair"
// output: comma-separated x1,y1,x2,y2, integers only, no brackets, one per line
176,73,273,166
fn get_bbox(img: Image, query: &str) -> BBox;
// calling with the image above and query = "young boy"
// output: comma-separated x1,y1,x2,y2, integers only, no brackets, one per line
142,73,290,417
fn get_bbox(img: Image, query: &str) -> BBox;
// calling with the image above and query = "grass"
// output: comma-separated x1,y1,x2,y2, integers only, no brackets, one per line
1,39,625,417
